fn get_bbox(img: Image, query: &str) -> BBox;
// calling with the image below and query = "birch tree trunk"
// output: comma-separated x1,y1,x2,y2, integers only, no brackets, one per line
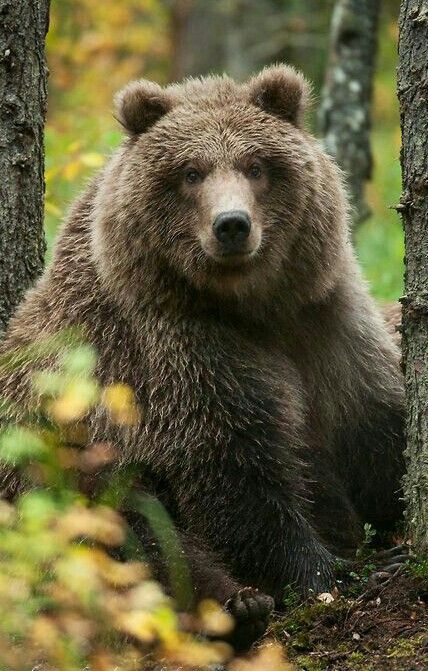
319,0,381,227
0,0,49,335
398,0,428,553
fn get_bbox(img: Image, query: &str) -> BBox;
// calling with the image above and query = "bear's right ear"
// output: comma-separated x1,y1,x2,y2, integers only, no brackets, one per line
114,80,175,136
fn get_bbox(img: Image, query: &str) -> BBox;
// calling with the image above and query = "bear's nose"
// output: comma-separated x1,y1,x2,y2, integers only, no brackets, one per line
213,210,251,250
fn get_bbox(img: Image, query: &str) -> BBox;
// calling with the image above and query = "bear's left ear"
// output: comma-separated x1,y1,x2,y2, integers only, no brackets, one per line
114,80,176,136
246,64,311,128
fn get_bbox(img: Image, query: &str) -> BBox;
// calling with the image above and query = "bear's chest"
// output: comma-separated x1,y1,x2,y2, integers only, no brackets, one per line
142,318,306,463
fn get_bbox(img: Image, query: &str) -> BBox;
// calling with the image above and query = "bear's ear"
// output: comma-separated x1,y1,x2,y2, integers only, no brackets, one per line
246,64,311,127
114,80,175,136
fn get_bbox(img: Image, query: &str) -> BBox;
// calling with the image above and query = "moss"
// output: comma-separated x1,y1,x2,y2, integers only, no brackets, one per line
386,635,427,658
348,651,365,663
293,655,328,671
273,574,428,671
409,557,428,581
282,584,301,610
288,632,312,652
271,602,323,637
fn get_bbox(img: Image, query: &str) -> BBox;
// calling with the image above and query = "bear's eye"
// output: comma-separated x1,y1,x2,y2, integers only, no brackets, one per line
185,168,202,185
248,163,262,179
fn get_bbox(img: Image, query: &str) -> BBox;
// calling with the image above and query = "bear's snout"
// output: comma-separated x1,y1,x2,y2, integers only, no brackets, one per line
213,210,251,254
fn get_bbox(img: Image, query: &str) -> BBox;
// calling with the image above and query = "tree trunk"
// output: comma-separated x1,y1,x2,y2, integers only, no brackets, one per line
398,0,428,554
319,0,381,227
0,0,49,335
170,0,226,81
169,0,308,82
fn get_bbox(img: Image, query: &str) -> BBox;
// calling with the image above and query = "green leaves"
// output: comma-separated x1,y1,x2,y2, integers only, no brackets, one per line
0,427,48,466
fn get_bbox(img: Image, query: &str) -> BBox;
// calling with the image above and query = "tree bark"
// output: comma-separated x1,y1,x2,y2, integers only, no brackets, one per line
170,0,226,81
319,0,381,227
398,0,428,554
0,0,49,335
170,0,321,82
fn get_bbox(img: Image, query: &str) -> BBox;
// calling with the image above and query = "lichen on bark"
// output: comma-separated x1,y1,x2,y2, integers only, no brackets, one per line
319,0,381,227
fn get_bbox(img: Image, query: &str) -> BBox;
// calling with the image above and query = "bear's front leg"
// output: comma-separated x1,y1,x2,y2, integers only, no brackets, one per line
174,462,336,602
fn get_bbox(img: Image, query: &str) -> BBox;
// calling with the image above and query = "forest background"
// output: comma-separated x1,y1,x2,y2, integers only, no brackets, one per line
45,0,402,303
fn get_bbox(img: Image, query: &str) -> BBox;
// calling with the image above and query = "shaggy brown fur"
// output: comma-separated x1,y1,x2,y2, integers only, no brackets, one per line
381,302,402,347
0,66,404,638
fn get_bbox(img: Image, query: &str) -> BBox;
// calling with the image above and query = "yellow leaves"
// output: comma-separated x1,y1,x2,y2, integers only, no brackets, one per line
118,607,176,645
45,165,60,183
45,143,104,246
47,0,171,111
118,607,232,667
34,342,140,428
48,378,99,423
44,0,172,251
80,152,105,168
61,150,105,177
31,615,61,653
56,546,103,603
45,200,62,217
62,149,105,181
1,341,254,671
67,140,82,153
102,383,141,425
230,643,296,671
99,558,147,588
164,636,231,668
0,501,15,525
126,580,169,612
58,506,125,546
197,598,234,636
63,159,82,181
87,4,133,29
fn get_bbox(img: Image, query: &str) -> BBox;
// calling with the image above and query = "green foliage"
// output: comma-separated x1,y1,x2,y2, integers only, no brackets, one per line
133,494,193,611
0,341,239,670
282,585,300,611
409,557,428,581
44,123,121,258
0,340,296,669
355,523,377,560
355,127,403,302
355,12,403,302
294,656,327,671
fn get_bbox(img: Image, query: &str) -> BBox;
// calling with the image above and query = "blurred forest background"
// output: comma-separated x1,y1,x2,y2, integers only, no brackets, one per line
45,0,403,301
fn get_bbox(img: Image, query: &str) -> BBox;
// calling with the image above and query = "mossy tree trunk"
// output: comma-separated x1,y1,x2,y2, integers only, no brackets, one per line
398,0,428,554
319,0,381,227
0,0,49,335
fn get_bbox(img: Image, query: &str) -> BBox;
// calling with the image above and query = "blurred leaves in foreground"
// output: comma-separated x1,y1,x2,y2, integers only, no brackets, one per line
0,339,291,670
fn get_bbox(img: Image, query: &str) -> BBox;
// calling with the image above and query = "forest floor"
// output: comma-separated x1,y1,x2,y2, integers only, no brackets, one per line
268,568,428,671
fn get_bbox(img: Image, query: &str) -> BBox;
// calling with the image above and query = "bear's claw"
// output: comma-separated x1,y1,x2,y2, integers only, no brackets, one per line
225,587,274,651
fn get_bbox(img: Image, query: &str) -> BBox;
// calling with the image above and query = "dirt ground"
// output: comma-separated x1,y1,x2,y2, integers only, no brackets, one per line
271,572,428,671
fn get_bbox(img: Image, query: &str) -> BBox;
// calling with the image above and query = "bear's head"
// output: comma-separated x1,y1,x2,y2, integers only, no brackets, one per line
91,65,351,311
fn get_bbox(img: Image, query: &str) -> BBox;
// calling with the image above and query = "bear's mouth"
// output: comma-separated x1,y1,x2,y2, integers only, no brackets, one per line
210,250,255,268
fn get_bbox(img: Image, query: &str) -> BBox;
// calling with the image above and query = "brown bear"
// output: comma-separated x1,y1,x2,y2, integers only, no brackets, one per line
0,65,405,646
